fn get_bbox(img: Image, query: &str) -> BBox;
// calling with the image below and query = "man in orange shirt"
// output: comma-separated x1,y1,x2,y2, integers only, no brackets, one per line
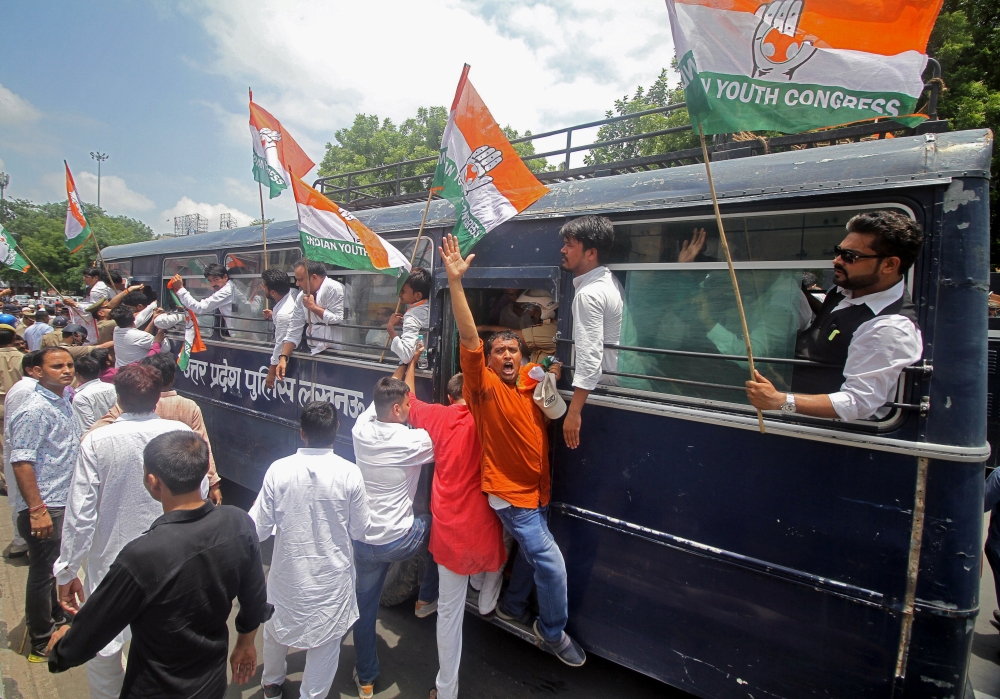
440,234,585,667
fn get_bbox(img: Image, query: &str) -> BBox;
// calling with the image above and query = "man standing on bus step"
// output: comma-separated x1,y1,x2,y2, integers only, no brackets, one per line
170,263,238,336
350,376,437,698
746,210,924,421
275,259,345,379
260,269,299,390
559,215,623,450
387,267,432,366
440,234,585,667
250,401,371,699
393,348,506,699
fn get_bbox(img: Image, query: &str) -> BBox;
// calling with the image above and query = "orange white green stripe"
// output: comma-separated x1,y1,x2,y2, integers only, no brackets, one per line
250,100,315,199
292,176,411,279
664,0,943,134
64,161,91,252
432,65,549,255
0,226,29,273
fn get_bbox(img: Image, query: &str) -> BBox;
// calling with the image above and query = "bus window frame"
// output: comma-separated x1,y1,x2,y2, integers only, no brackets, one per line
162,253,220,339
221,246,302,345
595,201,920,434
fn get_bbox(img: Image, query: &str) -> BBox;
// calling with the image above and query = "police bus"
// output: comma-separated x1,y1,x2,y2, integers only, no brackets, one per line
102,120,993,698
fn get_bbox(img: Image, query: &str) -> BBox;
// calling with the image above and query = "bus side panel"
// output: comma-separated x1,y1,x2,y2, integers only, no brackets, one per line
200,403,299,491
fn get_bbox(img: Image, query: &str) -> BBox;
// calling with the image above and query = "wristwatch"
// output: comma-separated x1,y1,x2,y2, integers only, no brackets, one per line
781,393,797,415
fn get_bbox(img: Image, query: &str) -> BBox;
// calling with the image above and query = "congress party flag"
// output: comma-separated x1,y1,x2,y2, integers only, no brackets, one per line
432,65,549,255
0,226,29,273
250,100,316,199
64,161,92,252
166,280,207,371
292,175,411,280
664,0,942,135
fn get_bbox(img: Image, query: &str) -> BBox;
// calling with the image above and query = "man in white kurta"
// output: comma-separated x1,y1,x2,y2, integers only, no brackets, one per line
277,261,346,373
52,365,195,699
249,401,371,699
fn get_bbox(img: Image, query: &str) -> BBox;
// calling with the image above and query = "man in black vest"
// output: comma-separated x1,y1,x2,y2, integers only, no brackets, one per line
746,210,924,421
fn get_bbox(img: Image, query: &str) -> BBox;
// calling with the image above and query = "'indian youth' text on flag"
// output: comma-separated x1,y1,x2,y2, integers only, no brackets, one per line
665,0,943,134
250,101,316,199
64,161,92,252
433,65,549,255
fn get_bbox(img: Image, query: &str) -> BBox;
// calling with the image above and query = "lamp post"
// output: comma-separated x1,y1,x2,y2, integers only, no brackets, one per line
89,151,109,208
0,172,8,201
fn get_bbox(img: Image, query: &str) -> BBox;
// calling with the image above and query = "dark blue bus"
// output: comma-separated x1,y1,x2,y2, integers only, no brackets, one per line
102,127,993,698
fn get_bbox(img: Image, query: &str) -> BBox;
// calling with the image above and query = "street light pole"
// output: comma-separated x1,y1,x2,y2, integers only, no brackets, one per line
0,172,9,201
89,151,109,208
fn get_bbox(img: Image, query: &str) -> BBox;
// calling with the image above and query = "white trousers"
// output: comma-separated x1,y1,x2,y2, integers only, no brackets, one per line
262,622,342,699
436,565,503,699
86,650,124,699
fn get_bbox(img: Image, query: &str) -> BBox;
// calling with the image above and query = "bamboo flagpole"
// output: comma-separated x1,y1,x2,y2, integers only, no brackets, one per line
698,124,765,434
378,187,436,363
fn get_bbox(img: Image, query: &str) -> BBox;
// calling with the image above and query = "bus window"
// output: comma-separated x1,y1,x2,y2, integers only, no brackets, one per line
162,254,219,339
606,205,915,411
223,248,301,343
103,260,132,279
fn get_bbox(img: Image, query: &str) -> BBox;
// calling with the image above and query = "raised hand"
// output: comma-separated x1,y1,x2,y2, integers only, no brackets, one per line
679,227,708,263
438,234,475,281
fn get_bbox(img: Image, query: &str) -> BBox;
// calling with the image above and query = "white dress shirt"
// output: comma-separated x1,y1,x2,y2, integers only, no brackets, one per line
283,277,345,354
134,301,157,328
87,281,114,306
176,281,236,326
351,401,434,545
248,447,371,647
571,266,624,390
72,378,118,432
390,301,429,364
814,280,923,422
24,322,53,351
113,326,154,367
53,414,196,657
268,290,299,366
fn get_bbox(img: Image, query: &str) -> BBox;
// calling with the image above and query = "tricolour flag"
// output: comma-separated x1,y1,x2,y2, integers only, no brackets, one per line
64,162,92,252
250,101,315,199
293,176,411,280
0,226,29,273
432,65,549,255
166,281,207,371
665,0,942,134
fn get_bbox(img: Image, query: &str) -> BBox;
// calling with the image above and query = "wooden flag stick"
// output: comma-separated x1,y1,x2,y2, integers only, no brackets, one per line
698,124,765,434
379,187,436,363
12,241,70,304
91,231,112,285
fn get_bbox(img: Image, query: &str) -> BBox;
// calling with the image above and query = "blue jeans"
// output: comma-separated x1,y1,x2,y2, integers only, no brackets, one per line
352,515,438,684
497,505,568,643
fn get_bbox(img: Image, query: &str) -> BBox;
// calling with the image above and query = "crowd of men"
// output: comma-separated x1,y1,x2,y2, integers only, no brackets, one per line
0,210,929,699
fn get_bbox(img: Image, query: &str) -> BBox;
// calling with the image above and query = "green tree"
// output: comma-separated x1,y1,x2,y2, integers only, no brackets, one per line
927,0,999,261
585,68,698,166
0,198,152,294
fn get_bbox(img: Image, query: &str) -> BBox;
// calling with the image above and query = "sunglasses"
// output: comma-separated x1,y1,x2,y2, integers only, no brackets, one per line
834,245,883,265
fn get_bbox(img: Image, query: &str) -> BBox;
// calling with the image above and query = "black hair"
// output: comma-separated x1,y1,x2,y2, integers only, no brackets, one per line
801,271,820,290
559,215,616,263
140,352,176,388
75,354,101,381
35,310,49,323
203,263,228,279
83,267,101,278
846,210,925,275
108,270,123,285
20,350,39,373
373,377,409,419
262,268,292,296
484,329,525,357
142,286,157,304
403,267,432,301
36,346,72,367
446,373,464,401
143,431,209,495
109,305,135,328
300,400,339,447
295,258,327,279
90,348,112,372
0,328,14,346
123,291,148,308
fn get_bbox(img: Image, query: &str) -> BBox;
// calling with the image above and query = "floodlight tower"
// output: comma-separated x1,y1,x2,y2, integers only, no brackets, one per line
90,151,109,208
0,172,9,201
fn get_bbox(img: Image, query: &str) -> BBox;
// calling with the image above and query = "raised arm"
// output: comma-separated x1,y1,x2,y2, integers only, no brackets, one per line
439,234,479,351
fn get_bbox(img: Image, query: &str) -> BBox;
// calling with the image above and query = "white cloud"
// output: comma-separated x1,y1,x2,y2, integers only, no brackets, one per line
157,197,256,237
74,172,155,213
181,0,676,163
0,83,43,124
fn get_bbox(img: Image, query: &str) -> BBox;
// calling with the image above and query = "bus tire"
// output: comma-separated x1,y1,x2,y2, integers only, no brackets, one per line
379,557,422,607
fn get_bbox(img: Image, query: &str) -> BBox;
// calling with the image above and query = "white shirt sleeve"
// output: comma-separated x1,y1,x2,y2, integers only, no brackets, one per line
390,309,422,364
282,295,307,348
176,284,233,315
53,437,102,585
248,470,276,543
827,316,923,422
572,290,608,391
346,467,373,542
318,283,344,325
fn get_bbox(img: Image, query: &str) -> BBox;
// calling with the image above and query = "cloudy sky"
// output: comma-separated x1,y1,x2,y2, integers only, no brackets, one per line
0,1,676,236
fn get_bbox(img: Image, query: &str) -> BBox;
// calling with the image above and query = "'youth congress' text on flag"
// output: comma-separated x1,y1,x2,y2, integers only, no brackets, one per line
0,226,29,273
64,161,92,252
433,65,549,255
250,101,315,199
293,176,411,280
664,0,943,134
